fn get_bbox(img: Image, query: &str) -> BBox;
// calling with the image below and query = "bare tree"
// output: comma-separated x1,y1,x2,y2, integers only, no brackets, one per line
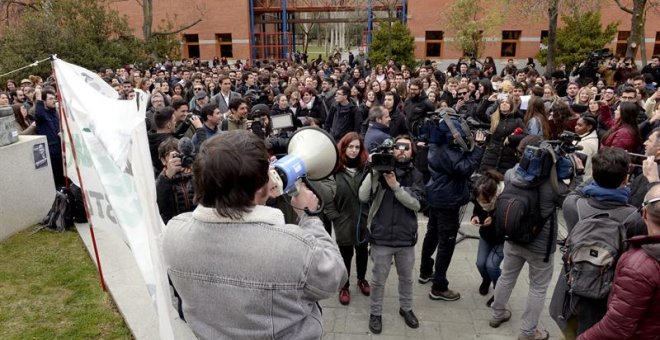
136,0,205,41
613,0,660,64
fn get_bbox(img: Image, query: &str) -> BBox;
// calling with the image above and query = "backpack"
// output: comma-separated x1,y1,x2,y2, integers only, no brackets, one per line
39,187,75,232
495,182,543,244
562,198,635,300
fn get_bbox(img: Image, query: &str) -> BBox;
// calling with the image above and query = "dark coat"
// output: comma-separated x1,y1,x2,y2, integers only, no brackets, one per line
34,100,61,157
296,96,327,125
325,169,369,246
388,108,408,138
426,143,484,208
479,114,526,174
578,234,660,340
403,94,434,139
364,122,390,152
324,101,361,142
155,171,196,224
359,163,425,247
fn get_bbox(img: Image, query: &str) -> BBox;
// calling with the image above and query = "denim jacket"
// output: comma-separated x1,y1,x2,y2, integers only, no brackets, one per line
163,205,348,340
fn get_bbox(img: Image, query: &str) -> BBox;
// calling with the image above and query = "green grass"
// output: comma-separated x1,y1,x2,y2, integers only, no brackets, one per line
0,229,132,340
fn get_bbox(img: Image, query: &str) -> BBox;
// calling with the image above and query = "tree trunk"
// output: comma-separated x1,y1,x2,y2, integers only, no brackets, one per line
640,8,647,65
142,0,153,40
625,0,646,60
546,0,558,73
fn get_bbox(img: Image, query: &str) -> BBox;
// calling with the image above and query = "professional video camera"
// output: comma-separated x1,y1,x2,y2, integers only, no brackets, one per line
574,48,614,86
370,139,396,172
244,87,270,106
416,108,477,152
519,131,586,184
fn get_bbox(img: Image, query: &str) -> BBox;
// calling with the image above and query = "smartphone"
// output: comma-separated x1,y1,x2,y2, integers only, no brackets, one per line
594,94,601,101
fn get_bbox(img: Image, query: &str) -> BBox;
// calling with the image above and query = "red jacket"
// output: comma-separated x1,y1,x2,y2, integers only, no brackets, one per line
578,234,660,340
600,122,640,153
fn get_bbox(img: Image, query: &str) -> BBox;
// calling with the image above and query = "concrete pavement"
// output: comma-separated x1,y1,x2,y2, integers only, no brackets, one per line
76,203,568,339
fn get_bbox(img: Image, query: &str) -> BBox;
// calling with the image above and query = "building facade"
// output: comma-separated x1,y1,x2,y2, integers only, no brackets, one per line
111,0,660,64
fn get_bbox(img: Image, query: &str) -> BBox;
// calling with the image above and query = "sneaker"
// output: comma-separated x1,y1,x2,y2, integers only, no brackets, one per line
399,308,419,329
357,279,371,296
489,309,511,328
338,287,350,305
418,273,433,284
517,328,550,340
486,295,494,307
369,314,382,334
479,279,491,295
429,288,461,301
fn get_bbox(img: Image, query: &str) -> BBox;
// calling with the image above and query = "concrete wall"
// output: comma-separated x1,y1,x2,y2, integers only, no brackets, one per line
0,135,55,240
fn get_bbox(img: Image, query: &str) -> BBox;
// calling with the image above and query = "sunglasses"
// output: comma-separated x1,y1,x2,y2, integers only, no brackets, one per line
458,92,468,95
395,143,410,151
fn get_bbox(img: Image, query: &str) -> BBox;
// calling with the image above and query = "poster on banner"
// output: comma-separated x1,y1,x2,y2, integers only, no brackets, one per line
54,58,175,340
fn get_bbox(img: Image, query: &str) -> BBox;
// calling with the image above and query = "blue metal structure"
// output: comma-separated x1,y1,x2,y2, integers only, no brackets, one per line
282,0,288,60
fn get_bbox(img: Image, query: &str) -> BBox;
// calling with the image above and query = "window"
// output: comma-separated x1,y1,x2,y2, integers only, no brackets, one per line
540,30,549,47
425,31,443,57
616,31,630,57
501,30,521,57
654,32,660,55
216,33,233,58
184,34,200,59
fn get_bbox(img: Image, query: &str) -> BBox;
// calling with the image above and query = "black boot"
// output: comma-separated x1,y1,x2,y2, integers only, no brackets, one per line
479,278,491,295
369,314,382,334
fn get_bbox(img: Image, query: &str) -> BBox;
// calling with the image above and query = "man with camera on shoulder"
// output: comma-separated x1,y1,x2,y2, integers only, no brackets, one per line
419,108,487,302
359,135,425,334
163,130,347,340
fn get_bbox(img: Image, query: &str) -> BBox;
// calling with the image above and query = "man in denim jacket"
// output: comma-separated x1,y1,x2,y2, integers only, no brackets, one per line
163,130,347,340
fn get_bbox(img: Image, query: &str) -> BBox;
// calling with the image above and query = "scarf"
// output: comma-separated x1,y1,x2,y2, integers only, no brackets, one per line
345,157,361,169
480,182,505,212
581,182,630,204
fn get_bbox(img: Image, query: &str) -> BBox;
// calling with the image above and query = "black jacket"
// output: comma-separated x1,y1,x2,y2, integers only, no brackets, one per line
325,101,361,142
388,108,408,138
404,94,434,139
479,115,526,174
155,170,195,224
359,163,425,247
426,142,484,208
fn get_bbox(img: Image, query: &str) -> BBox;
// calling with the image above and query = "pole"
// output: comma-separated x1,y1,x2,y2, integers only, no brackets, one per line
51,59,107,291
249,0,256,65
282,0,289,61
367,0,373,52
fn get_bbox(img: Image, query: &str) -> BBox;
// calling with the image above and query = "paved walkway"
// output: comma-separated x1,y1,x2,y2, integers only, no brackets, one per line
76,203,568,339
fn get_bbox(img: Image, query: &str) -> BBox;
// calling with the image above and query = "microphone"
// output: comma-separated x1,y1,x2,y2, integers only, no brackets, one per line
177,137,195,168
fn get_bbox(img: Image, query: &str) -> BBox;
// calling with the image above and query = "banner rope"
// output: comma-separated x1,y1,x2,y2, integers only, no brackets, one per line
0,56,52,79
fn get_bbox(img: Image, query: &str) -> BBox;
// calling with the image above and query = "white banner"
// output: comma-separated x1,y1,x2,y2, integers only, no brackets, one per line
54,58,175,340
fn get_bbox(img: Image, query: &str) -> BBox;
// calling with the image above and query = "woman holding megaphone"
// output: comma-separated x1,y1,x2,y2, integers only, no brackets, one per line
325,132,371,305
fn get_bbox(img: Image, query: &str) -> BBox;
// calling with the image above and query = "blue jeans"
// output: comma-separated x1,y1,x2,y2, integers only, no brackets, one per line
475,238,504,287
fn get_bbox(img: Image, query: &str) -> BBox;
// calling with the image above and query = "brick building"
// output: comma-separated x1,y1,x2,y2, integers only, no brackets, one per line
111,0,660,64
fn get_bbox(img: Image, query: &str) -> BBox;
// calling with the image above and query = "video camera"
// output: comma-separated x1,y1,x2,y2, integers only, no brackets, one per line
370,139,396,172
416,108,480,152
176,137,196,169
519,131,586,182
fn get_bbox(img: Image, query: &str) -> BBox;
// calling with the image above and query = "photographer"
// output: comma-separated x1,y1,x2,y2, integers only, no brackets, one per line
358,136,425,334
419,109,487,301
613,57,638,87
163,130,347,339
192,103,221,148
155,138,195,224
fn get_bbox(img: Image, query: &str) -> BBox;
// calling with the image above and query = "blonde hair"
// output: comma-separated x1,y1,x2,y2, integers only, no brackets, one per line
500,80,514,94
490,96,517,134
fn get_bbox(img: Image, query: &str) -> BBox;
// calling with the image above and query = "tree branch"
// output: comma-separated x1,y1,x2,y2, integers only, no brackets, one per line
151,17,202,37
133,0,143,8
613,0,634,14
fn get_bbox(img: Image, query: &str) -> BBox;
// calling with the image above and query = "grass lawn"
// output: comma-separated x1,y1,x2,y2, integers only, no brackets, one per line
0,228,131,340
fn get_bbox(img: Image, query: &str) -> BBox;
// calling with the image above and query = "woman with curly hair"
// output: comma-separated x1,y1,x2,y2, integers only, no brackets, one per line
325,132,371,305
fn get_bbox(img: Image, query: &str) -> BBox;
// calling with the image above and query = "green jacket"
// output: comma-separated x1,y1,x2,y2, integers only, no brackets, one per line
326,168,369,246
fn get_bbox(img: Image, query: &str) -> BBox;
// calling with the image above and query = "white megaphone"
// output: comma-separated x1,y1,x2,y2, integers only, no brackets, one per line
270,127,339,215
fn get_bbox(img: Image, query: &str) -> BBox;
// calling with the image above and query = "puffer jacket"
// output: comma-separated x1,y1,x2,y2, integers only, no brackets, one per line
364,122,390,152
426,141,484,208
325,168,369,246
155,170,195,224
404,93,434,139
578,234,660,340
479,114,526,174
358,163,425,247
601,122,640,153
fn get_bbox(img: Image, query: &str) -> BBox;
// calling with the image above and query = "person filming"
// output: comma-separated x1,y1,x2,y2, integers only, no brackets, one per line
162,131,348,339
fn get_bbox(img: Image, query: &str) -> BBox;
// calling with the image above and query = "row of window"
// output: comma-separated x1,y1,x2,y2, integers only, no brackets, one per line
425,30,660,58
183,34,234,59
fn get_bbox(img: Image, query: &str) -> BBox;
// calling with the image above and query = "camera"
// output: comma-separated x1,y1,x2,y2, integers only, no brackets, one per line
174,152,195,169
370,139,396,172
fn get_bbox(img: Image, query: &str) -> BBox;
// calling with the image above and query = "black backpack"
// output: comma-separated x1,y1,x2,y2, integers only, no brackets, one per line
562,199,635,299
39,187,75,232
495,182,542,244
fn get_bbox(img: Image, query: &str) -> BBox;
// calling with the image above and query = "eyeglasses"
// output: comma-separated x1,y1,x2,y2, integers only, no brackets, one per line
642,197,660,208
620,96,635,100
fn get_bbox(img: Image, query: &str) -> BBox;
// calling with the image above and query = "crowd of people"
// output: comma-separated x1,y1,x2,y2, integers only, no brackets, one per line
4,49,660,340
